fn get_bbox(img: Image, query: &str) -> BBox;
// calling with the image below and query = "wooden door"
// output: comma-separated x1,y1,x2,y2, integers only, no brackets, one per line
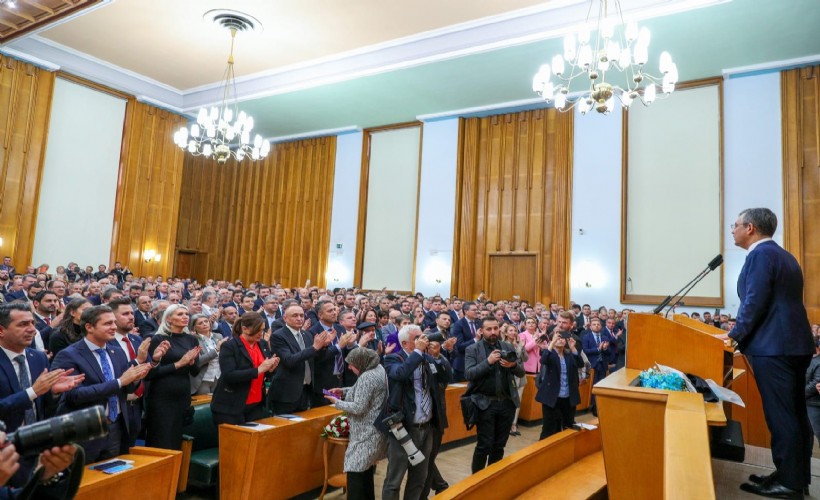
175,251,194,279
488,254,537,303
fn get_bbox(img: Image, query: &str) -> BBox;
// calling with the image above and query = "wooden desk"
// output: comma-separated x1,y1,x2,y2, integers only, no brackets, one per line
442,384,477,444
77,447,182,500
594,369,716,500
219,406,345,500
191,394,212,406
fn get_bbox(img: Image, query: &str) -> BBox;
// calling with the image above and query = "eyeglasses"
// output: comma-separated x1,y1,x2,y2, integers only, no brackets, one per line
730,222,748,230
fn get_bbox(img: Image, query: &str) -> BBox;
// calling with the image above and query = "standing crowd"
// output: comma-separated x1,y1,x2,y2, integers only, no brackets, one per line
1,255,818,499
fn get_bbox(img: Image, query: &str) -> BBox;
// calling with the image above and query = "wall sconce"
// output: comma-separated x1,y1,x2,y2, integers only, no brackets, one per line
0,236,3,247
144,250,161,263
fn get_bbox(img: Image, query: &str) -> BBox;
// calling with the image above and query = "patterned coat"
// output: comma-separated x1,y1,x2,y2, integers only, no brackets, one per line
335,364,388,472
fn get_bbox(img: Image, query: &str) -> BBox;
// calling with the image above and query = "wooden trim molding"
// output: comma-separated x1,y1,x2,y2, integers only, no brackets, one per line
353,121,423,289
620,77,725,307
0,54,56,269
781,64,820,323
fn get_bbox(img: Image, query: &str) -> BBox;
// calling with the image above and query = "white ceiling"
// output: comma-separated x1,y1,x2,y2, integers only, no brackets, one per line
37,0,561,90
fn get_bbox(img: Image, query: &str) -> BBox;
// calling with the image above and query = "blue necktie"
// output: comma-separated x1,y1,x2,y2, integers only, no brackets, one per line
14,355,35,425
95,348,119,422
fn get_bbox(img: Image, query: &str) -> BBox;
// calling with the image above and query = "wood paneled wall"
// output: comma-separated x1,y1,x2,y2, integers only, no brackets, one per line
452,109,574,305
175,137,336,286
109,100,186,278
0,55,55,268
782,65,820,323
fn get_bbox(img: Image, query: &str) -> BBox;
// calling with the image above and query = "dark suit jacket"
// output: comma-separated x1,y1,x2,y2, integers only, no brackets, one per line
307,322,351,395
728,240,814,356
376,349,450,432
0,348,53,432
581,329,617,372
448,310,461,324
51,340,139,433
3,290,25,303
451,317,479,373
136,314,159,337
268,327,320,404
535,348,583,407
211,337,272,416
215,320,233,339
31,315,53,351
422,311,438,331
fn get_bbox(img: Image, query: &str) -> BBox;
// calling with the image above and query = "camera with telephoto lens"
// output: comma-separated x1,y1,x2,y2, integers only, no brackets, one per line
499,350,518,363
0,406,108,456
382,412,425,466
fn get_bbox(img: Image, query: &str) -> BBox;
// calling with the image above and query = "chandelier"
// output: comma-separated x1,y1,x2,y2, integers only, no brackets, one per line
173,12,270,163
532,0,679,115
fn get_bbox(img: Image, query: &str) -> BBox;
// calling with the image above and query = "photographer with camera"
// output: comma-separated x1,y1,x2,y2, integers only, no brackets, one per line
0,430,78,499
464,317,525,473
377,325,449,500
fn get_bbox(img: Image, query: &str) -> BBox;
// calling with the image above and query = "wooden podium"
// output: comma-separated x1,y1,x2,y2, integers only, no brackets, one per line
592,313,740,500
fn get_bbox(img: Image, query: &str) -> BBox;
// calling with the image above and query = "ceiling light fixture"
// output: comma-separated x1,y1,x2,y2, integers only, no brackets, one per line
1,0,17,8
174,11,270,162
532,0,678,115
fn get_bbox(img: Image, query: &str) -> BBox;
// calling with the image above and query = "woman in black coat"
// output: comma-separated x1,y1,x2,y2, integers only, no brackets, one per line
535,333,582,439
211,312,280,425
145,304,201,450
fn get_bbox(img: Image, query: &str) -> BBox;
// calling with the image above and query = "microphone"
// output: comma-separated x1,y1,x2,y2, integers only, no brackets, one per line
652,254,723,315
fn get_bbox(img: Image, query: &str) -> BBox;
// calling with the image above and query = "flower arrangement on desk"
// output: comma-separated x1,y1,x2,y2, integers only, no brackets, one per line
639,367,687,392
321,414,350,439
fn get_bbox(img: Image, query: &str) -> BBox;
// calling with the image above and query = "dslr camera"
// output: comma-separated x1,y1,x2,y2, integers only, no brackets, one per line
499,350,518,363
382,412,425,466
0,406,108,456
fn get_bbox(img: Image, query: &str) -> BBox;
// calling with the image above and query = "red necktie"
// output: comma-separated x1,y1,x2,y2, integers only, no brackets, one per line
123,339,144,397
44,317,51,326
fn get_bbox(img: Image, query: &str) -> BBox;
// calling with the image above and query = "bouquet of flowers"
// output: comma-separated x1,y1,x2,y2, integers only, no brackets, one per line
639,366,687,392
321,414,350,438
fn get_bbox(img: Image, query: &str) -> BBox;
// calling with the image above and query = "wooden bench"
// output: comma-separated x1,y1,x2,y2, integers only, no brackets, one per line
515,451,606,500
434,426,604,500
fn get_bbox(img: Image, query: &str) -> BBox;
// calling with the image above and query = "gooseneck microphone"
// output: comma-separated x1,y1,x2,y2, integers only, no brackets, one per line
652,254,723,315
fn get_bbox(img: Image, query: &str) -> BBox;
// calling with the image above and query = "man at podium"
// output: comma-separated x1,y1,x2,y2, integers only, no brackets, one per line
720,208,814,498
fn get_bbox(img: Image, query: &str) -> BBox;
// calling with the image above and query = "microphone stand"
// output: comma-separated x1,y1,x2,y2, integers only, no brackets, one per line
651,266,712,315
664,265,719,317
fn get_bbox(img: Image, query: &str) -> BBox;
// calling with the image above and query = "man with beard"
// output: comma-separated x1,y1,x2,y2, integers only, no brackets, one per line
465,317,525,472
110,297,151,445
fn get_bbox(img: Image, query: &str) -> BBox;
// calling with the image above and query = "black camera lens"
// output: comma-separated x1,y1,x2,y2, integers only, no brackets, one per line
7,406,108,456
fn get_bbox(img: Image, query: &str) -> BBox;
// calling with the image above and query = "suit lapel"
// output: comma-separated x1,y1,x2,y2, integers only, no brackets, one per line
236,337,252,364
77,341,105,382
0,353,20,392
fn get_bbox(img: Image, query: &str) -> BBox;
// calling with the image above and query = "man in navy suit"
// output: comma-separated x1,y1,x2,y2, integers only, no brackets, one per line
451,301,480,381
581,317,616,416
0,303,83,486
268,304,332,415
378,324,450,500
307,300,355,405
31,290,59,353
719,208,814,498
51,305,152,464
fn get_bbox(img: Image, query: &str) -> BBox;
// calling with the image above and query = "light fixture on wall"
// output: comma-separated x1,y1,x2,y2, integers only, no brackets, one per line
144,250,161,263
173,10,271,163
532,0,679,115
0,0,16,8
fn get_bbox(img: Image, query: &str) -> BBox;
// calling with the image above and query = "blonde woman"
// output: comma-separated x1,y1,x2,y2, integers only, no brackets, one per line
505,323,528,436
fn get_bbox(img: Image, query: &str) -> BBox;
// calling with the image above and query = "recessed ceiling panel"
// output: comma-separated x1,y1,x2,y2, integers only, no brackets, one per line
38,0,559,89
0,0,103,43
